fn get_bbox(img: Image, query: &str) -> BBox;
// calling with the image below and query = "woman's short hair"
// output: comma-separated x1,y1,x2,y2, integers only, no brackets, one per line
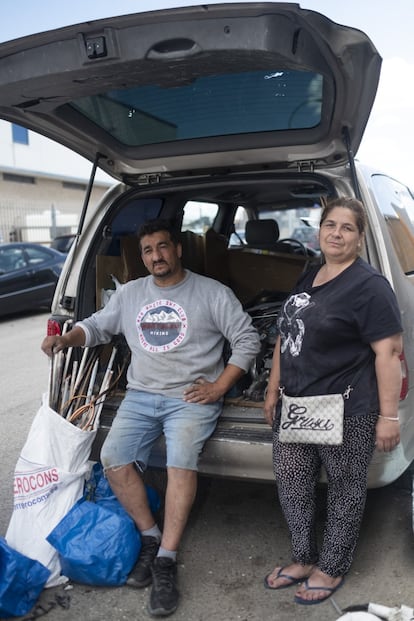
320,197,367,234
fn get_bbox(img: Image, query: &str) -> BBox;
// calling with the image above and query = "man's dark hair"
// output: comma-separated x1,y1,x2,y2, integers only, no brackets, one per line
137,219,181,248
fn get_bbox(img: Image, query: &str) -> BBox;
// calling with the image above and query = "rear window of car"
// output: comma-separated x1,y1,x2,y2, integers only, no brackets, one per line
69,69,323,147
25,245,54,265
0,247,26,272
260,206,321,239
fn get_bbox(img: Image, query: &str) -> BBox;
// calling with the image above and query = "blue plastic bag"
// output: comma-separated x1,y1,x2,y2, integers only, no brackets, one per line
47,498,140,586
0,537,50,618
86,462,161,516
47,464,161,587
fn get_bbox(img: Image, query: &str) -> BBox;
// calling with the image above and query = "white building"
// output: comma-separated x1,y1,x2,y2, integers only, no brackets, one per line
0,120,113,243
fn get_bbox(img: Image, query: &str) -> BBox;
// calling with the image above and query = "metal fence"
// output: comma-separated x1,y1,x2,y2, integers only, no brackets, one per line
0,202,78,244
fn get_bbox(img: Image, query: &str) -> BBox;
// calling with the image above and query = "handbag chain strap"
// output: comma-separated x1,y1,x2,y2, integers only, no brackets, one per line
343,356,372,400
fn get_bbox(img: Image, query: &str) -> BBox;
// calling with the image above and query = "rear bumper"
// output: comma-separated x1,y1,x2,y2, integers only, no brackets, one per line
91,398,412,487
149,424,275,482
91,398,274,481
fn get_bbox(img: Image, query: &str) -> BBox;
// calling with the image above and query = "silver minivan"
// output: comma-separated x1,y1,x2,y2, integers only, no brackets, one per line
1,3,413,489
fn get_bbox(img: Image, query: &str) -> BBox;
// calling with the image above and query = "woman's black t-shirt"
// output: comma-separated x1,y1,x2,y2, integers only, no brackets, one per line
277,257,402,416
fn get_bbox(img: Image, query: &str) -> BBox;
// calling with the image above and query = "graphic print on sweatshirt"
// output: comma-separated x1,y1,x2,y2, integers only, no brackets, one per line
136,299,188,352
278,292,314,357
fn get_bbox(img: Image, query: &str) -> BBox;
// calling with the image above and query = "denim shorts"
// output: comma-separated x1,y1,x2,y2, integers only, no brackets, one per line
100,389,222,471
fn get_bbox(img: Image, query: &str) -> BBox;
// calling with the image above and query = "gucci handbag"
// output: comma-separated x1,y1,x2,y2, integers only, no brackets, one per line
278,389,347,445
278,358,370,445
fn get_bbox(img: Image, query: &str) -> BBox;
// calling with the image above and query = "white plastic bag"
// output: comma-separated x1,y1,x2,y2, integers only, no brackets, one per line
6,395,96,586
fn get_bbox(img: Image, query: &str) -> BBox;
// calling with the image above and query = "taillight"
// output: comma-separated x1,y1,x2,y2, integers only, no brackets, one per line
47,319,62,336
400,351,409,400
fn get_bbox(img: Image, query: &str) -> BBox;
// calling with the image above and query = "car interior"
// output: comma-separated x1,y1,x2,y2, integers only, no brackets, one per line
69,173,331,415
76,175,328,313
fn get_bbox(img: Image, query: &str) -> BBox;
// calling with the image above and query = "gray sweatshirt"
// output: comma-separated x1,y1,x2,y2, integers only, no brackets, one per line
78,270,260,399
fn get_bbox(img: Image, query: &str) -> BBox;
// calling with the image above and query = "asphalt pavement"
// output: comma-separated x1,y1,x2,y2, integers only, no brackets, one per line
1,311,413,621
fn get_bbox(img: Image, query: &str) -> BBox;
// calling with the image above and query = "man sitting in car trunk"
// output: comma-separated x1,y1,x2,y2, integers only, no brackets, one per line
42,219,260,618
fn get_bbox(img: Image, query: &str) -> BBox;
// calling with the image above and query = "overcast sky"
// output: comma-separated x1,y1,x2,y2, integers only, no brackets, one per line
2,0,413,187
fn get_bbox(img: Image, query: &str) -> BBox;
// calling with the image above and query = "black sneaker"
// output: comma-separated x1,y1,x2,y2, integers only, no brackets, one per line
147,557,179,617
126,535,160,588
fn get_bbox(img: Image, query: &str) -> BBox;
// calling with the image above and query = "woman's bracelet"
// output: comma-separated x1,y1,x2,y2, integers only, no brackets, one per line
378,415,399,421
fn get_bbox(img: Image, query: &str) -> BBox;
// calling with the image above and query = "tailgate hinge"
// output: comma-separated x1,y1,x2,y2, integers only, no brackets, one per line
296,160,316,173
136,173,162,186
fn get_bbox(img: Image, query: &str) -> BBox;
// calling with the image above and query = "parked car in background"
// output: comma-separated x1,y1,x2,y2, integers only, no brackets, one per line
0,243,66,317
50,234,76,254
0,3,413,492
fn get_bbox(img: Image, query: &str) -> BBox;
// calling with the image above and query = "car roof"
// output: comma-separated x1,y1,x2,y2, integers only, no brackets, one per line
0,2,381,182
0,241,62,250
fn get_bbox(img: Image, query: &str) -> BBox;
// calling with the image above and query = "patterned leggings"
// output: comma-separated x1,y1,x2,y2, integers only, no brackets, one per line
273,413,377,577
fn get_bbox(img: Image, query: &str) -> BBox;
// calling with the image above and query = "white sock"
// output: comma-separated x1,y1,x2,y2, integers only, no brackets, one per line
142,525,162,541
157,546,177,561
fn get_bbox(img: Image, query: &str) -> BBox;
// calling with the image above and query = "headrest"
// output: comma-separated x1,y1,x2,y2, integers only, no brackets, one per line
245,219,280,247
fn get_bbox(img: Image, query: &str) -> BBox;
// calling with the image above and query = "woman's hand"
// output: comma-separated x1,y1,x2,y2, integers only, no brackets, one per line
263,336,281,426
263,391,278,426
375,417,400,452
371,334,402,452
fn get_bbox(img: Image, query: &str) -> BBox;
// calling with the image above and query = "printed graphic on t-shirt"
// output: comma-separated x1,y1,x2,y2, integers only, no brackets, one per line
278,292,314,357
136,299,188,352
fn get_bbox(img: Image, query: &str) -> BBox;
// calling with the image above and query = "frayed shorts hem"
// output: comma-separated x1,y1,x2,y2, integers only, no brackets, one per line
100,389,221,472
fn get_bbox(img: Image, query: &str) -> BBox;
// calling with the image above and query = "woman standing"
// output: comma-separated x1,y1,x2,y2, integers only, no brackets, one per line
263,197,403,605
